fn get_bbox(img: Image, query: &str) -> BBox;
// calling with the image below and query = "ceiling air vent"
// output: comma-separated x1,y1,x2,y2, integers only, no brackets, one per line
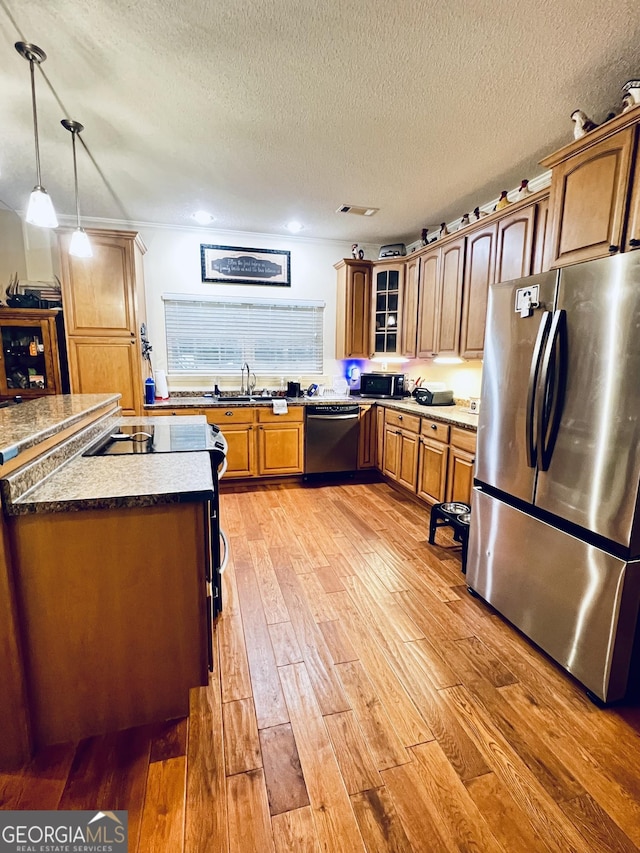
336,204,379,216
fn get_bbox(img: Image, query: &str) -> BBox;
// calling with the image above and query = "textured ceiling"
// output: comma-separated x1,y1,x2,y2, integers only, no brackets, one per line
1,0,639,244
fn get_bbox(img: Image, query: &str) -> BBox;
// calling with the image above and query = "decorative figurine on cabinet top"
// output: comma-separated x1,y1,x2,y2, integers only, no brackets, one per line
421,228,429,246
458,213,470,230
473,206,487,220
515,179,532,200
351,243,359,259
439,222,449,238
622,80,640,112
571,109,598,139
494,190,511,211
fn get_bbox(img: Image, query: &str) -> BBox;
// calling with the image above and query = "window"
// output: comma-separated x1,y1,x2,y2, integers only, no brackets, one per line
163,293,324,375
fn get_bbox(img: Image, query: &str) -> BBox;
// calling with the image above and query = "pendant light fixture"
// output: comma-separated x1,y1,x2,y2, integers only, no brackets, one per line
15,42,58,228
61,119,92,258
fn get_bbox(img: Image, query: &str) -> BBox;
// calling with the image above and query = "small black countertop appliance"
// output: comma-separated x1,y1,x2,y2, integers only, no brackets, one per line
359,372,404,399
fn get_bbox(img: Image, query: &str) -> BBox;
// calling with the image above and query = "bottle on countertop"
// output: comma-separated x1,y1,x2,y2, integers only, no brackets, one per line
144,376,155,405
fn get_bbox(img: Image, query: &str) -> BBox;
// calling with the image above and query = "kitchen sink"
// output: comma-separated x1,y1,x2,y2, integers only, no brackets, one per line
218,395,272,402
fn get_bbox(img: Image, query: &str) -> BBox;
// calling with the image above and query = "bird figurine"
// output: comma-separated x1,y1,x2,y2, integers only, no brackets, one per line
571,109,598,139
458,213,470,230
494,191,511,211
473,206,487,220
515,179,532,200
439,222,449,238
622,80,640,112
420,228,429,246
351,243,359,259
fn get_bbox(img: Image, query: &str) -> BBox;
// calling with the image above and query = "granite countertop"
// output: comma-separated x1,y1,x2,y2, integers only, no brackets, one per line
375,399,479,430
2,414,214,516
145,395,479,431
0,394,121,465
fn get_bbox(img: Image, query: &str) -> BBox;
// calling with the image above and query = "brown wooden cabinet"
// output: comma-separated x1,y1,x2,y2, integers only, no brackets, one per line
532,195,551,274
416,249,440,358
0,309,64,399
416,238,465,359
357,404,376,469
375,405,385,469
401,255,419,357
256,407,304,475
543,126,636,267
58,229,148,415
460,225,497,359
435,237,465,357
446,427,476,506
334,259,372,359
625,151,640,252
382,409,420,492
207,406,304,478
495,204,537,283
371,263,405,357
417,418,450,505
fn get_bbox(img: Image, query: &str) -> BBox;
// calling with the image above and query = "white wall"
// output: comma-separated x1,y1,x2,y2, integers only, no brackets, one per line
133,222,378,391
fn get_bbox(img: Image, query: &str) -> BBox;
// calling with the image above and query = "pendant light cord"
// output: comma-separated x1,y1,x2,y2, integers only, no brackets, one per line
29,57,42,187
71,129,81,227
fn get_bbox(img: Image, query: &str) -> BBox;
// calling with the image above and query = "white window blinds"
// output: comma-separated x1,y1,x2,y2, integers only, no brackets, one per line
163,293,324,375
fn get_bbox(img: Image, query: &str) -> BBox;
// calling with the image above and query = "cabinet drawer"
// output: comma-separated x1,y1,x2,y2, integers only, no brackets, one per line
450,426,477,453
420,418,450,443
257,406,304,423
206,407,256,425
150,408,205,416
384,409,421,433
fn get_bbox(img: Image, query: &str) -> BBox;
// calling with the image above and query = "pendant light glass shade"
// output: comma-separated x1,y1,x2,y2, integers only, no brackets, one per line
61,119,92,259
15,42,58,228
26,186,58,228
69,227,93,258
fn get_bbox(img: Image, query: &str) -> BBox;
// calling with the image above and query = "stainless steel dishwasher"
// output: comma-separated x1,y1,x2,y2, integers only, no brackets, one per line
304,403,361,474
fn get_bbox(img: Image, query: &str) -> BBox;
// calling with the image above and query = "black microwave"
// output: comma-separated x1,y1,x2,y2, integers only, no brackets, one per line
359,373,405,399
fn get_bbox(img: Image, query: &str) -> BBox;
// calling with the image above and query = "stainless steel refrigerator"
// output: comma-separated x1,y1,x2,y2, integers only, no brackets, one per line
467,252,640,703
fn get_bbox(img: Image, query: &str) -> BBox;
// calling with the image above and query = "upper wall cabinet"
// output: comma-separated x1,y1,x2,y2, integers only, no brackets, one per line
625,148,640,252
371,263,405,357
495,204,537,283
416,250,440,358
541,108,640,267
460,224,497,359
401,255,419,357
335,259,372,359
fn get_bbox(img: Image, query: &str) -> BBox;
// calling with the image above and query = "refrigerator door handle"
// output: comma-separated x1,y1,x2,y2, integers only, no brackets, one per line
526,311,552,468
537,309,568,471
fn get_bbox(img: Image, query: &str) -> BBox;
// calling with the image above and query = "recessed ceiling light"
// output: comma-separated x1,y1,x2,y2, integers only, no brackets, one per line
285,220,304,233
192,210,215,225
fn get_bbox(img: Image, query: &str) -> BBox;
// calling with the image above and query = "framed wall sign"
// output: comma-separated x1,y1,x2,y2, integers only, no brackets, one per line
201,244,291,287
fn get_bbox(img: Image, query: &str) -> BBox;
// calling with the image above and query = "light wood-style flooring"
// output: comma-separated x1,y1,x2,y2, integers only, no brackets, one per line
2,479,640,852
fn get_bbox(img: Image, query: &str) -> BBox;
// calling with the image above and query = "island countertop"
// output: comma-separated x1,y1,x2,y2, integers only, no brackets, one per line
1,413,215,515
0,394,121,465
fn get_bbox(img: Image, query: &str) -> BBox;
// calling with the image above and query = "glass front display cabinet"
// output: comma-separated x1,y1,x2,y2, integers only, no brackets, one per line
0,309,65,399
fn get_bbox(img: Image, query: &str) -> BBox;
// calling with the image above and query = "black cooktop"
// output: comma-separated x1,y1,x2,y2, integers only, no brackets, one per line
84,422,225,457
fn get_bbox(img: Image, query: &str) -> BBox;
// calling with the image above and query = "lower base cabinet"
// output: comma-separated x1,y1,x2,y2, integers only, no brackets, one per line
207,406,304,478
382,410,421,492
417,417,451,504
381,408,476,507
358,404,376,468
446,427,476,504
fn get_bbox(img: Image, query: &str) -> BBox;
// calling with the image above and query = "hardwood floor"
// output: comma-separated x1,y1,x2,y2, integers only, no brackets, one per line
2,479,640,851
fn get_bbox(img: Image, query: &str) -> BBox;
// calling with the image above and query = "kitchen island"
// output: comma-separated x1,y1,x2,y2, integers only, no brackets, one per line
0,396,217,764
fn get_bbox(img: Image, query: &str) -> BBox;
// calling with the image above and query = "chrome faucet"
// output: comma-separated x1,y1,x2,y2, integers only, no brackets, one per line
240,362,256,396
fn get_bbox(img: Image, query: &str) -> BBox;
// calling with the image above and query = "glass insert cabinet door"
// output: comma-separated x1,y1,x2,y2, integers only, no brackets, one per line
0,309,63,399
372,264,405,355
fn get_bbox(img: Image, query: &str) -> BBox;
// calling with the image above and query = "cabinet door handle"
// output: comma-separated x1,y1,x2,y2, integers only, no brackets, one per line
224,411,234,416
630,238,640,248
608,245,619,253
398,415,403,420
431,423,437,430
